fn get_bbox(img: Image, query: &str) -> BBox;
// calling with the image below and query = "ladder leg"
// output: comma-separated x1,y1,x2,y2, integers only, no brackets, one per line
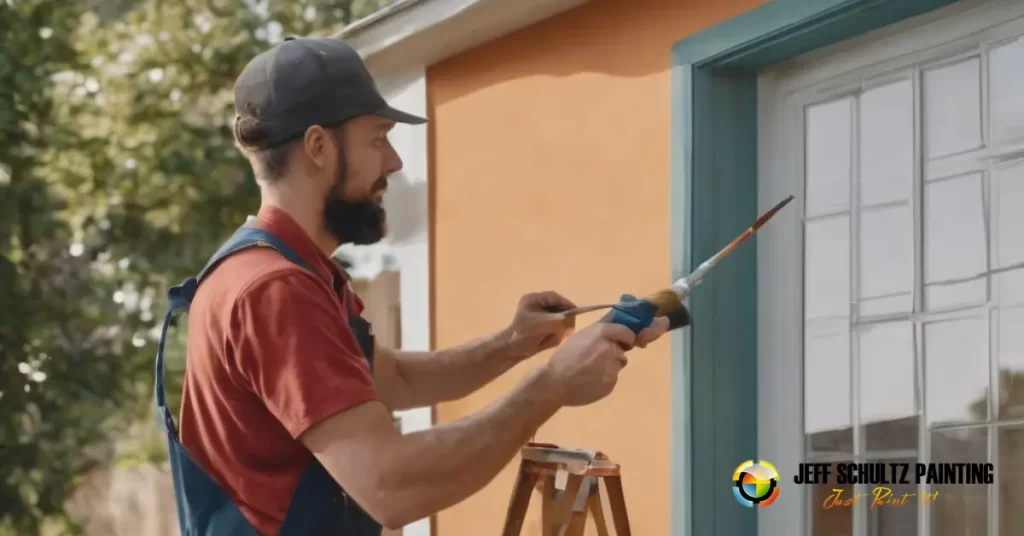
501,461,538,536
603,475,631,536
563,476,596,536
564,510,589,536
588,486,610,536
552,474,585,536
541,474,557,536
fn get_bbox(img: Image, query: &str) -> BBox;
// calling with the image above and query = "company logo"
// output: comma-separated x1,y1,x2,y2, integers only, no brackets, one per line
733,460,781,508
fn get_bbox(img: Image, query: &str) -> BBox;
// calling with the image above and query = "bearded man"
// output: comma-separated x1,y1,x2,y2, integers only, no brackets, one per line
156,37,665,536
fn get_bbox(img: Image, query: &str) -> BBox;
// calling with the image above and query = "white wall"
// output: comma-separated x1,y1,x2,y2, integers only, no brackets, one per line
373,66,432,434
351,64,433,536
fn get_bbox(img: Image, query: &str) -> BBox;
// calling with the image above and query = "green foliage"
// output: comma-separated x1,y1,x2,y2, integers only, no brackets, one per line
0,0,385,531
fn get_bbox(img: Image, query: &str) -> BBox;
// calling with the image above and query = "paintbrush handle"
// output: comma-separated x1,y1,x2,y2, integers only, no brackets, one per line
557,303,616,317
670,195,794,297
552,197,794,328
710,227,755,265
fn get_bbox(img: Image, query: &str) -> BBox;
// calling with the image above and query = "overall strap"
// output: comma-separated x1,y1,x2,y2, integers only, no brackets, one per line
154,225,315,437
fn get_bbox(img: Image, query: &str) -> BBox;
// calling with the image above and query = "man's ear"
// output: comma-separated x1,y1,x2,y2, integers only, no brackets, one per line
302,125,331,170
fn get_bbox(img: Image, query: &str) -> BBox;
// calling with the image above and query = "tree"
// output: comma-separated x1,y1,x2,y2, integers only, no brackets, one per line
1,0,385,532
0,2,126,533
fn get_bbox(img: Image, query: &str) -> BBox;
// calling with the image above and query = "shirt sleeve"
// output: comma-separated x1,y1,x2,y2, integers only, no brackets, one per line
230,270,380,439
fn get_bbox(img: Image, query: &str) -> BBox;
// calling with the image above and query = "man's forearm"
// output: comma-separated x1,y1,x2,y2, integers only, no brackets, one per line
392,327,526,407
379,366,560,526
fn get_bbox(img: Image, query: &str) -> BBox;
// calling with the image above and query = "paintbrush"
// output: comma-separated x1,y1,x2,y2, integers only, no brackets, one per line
558,195,796,329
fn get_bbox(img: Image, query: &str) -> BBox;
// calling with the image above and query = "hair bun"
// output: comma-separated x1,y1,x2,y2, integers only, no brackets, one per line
233,115,270,148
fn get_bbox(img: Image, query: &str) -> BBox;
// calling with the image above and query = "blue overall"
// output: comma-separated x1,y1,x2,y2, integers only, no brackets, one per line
154,224,383,536
155,225,660,536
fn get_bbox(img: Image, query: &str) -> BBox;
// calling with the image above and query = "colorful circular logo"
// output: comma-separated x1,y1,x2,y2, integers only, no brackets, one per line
732,460,780,507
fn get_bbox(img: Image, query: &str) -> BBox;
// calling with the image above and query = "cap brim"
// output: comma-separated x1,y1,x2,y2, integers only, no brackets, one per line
377,105,427,125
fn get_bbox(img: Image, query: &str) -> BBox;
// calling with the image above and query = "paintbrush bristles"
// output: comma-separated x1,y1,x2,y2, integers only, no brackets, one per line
645,288,691,330
752,194,795,230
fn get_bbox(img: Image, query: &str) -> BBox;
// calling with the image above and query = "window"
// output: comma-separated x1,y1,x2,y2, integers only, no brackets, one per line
760,4,1024,536
800,30,1024,536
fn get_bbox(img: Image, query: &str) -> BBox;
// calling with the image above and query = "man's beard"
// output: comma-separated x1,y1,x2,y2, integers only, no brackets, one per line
322,175,388,246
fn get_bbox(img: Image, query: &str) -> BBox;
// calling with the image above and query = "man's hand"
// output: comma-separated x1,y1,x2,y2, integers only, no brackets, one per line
542,316,670,407
505,291,578,360
542,323,633,406
634,315,670,348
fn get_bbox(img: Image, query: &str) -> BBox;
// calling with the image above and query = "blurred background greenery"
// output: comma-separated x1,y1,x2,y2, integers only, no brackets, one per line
0,0,387,533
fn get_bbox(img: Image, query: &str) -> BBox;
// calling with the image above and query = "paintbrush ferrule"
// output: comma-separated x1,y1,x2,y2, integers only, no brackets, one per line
690,258,716,281
669,279,693,299
670,258,716,297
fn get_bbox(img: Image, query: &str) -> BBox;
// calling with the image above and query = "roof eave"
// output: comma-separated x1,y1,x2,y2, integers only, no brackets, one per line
333,0,588,77
335,0,428,40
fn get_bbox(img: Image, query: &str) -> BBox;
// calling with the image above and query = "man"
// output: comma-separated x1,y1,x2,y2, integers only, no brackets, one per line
166,37,667,535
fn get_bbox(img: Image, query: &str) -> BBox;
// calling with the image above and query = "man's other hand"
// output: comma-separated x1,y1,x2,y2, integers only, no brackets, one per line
505,291,578,360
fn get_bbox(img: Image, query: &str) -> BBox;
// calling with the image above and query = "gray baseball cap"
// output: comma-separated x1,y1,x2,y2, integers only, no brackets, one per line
233,37,426,149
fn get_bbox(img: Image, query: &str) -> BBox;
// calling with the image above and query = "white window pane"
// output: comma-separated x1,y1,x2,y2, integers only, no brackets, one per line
805,215,850,320
806,322,851,434
806,98,853,217
925,278,987,311
925,316,989,425
996,268,1024,306
859,322,915,424
925,152,985,183
924,172,987,284
859,203,913,313
923,57,982,159
859,294,913,317
990,38,1024,144
932,428,989,534
998,427,1024,534
993,161,1024,269
998,307,1024,420
999,307,1024,373
860,80,914,206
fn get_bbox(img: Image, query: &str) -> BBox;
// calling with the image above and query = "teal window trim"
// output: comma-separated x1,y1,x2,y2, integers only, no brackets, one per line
668,1,959,535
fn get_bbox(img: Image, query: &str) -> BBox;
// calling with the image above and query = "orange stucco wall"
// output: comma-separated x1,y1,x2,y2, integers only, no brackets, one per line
427,0,766,533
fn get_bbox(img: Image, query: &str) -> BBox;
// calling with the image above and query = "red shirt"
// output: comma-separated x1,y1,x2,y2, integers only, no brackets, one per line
178,206,379,535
